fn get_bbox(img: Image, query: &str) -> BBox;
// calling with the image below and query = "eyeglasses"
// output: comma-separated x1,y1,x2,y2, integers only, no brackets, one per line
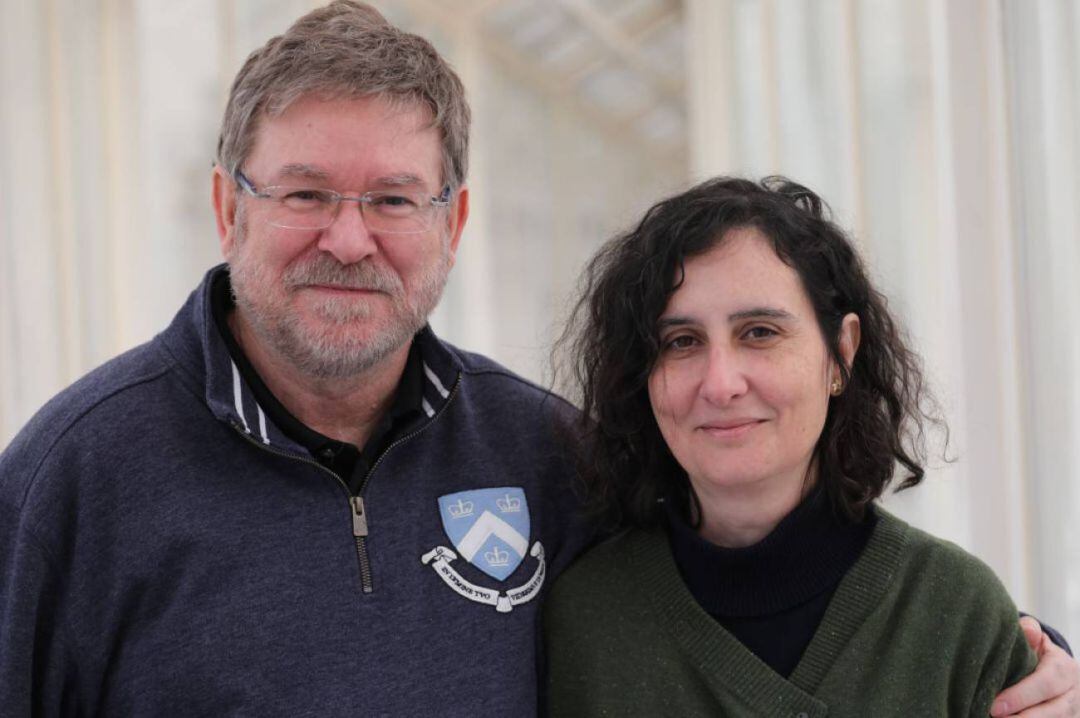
234,170,452,233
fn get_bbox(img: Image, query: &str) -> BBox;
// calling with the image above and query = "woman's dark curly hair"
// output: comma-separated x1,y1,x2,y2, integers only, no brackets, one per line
558,176,941,528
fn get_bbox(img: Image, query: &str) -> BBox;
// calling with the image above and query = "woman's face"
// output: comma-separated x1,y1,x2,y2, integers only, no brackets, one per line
648,227,859,501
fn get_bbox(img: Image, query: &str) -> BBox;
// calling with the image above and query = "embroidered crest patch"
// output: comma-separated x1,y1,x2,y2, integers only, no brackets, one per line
421,487,546,613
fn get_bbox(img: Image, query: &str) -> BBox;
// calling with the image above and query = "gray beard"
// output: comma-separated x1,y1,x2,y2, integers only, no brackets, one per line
227,218,451,379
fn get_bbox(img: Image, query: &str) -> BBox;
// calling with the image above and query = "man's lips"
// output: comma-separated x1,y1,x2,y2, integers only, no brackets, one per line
298,284,385,295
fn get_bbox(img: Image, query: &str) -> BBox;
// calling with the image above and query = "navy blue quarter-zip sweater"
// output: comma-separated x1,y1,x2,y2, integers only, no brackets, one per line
0,265,592,716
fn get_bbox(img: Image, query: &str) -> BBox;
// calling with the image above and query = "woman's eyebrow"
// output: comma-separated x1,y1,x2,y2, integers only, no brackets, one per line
728,307,794,322
656,316,695,330
657,307,795,329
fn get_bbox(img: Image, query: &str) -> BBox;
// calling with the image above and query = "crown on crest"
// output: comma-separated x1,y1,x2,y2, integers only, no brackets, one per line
496,494,522,513
448,499,475,518
485,546,510,567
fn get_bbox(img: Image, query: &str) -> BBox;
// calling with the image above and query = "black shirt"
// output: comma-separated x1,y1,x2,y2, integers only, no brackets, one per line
666,485,876,677
210,272,425,494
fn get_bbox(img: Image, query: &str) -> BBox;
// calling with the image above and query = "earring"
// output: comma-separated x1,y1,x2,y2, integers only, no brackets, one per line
830,378,842,396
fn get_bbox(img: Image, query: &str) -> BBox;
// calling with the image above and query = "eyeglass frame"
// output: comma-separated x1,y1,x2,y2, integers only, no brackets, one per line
232,169,453,234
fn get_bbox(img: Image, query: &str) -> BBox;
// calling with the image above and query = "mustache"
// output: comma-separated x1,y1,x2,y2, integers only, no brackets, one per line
282,256,402,294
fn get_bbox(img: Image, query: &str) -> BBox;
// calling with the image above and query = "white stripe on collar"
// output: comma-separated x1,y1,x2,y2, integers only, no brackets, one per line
421,397,435,418
230,361,251,433
422,361,450,399
256,404,270,445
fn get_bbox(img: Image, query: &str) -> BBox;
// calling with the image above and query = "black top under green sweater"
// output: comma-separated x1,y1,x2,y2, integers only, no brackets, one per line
545,509,1036,717
667,487,876,678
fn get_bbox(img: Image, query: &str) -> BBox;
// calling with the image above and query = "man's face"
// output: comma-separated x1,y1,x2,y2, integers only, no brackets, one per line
218,94,466,378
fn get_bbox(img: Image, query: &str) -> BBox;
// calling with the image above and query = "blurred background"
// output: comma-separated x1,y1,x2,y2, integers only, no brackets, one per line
1,0,1078,635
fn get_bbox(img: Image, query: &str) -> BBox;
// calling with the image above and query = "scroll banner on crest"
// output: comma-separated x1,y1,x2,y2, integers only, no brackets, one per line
421,542,546,613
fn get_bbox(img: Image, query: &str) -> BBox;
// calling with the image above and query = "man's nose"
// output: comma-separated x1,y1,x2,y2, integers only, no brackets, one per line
699,346,749,406
316,200,378,265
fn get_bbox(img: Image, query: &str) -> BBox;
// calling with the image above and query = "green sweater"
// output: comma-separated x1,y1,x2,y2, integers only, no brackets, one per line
544,510,1035,717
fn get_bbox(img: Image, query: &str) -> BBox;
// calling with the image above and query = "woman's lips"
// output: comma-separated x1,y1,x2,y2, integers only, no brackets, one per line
698,419,766,439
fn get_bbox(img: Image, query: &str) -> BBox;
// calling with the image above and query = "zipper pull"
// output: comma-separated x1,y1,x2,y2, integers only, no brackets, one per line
351,496,369,537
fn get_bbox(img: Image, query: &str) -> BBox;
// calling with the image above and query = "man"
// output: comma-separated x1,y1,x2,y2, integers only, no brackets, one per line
0,2,1074,715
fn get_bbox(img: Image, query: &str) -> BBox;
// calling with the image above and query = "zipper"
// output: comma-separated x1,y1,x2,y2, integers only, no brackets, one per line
350,496,373,594
226,372,461,595
228,421,376,590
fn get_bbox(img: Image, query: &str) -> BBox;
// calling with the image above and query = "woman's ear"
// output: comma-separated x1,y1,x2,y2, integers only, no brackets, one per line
836,312,861,378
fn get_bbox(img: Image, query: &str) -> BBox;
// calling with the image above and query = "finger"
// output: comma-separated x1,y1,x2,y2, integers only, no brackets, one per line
1003,687,1078,718
1020,616,1047,653
992,645,1077,716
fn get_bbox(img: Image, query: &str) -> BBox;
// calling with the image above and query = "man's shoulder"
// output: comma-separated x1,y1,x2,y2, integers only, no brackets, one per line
436,338,580,416
0,339,179,503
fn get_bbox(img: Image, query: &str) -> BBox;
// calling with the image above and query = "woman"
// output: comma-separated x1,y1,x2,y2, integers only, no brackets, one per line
546,177,1036,716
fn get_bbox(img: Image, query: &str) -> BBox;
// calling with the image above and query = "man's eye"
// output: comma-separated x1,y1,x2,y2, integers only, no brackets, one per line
279,189,331,207
372,194,420,208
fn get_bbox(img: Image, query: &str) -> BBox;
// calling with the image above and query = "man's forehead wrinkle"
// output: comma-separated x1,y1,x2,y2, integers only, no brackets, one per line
375,174,425,187
276,163,332,181
270,165,428,189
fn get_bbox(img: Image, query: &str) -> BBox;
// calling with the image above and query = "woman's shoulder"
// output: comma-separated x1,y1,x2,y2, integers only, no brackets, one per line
873,508,1018,612
546,526,664,605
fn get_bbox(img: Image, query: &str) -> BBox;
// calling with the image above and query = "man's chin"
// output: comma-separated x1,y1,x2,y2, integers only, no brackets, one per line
295,292,385,323
277,320,419,378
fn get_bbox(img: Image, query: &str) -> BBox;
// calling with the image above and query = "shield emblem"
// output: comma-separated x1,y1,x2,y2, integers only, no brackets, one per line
438,487,530,581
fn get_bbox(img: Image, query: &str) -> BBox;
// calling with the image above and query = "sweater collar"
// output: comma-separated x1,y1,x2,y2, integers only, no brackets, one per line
666,484,876,617
165,264,461,455
621,510,909,710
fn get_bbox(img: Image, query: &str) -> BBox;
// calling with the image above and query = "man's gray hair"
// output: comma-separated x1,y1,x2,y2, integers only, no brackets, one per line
216,0,470,189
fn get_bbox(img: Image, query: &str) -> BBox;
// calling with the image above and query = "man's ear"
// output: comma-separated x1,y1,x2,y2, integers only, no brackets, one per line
836,312,861,380
212,165,239,258
444,185,469,267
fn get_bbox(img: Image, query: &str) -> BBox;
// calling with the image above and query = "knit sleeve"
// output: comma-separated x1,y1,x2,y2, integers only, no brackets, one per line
964,570,1038,717
0,500,80,715
543,556,605,715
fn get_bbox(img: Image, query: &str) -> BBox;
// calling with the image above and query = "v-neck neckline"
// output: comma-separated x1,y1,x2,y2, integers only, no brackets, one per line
622,510,910,717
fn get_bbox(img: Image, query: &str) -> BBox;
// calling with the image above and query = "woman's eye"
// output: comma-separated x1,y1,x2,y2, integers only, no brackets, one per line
664,335,697,350
743,326,778,341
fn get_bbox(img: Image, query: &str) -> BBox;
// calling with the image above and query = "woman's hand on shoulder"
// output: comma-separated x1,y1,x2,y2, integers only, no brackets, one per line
991,616,1079,717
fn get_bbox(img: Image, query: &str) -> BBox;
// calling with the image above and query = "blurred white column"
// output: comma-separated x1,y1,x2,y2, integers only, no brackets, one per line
1003,0,1080,638
129,0,223,342
0,0,83,439
684,0,735,179
427,9,498,361
922,0,1031,606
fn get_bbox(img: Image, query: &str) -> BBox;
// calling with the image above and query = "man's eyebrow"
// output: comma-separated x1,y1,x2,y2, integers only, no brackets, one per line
276,163,331,182
372,173,426,187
